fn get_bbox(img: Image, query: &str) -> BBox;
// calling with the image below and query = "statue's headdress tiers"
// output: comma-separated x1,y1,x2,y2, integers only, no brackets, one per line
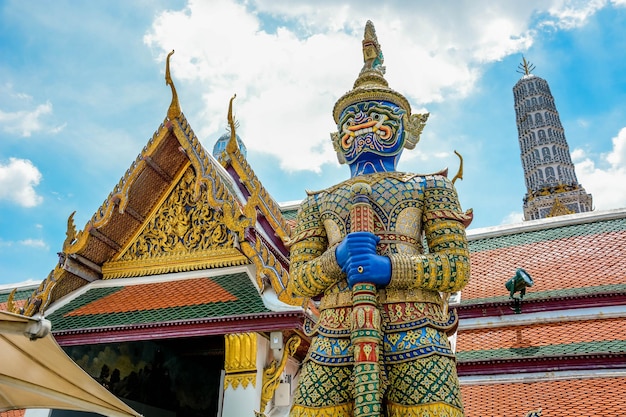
333,20,412,124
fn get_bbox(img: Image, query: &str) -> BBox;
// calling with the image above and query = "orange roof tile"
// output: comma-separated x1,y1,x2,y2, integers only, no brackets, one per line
461,377,626,417
0,410,25,417
0,300,26,312
457,318,626,352
466,231,626,301
66,278,237,316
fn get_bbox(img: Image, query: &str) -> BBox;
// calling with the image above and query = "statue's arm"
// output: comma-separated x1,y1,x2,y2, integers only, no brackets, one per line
288,195,344,298
387,176,470,293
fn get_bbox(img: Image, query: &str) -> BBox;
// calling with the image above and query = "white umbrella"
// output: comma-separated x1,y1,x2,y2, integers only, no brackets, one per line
0,311,141,417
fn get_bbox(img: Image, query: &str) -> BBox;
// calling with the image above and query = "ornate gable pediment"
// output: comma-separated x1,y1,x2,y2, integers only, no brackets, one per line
102,164,248,279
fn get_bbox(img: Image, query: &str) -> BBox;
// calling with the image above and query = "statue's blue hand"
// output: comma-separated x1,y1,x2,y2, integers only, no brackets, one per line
335,231,379,269
345,252,391,287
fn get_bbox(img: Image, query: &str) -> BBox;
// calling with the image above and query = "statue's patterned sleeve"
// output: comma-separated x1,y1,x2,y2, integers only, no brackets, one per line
387,175,470,293
288,194,344,298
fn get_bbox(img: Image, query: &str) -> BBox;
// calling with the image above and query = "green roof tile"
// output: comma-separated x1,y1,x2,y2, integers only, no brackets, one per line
457,340,626,362
281,207,299,221
469,218,626,253
460,283,626,306
0,288,34,303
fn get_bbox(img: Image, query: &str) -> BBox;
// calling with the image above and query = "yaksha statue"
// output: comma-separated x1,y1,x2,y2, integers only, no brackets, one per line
287,21,472,417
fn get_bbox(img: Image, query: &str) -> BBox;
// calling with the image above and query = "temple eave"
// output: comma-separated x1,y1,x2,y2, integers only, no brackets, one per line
53,311,309,347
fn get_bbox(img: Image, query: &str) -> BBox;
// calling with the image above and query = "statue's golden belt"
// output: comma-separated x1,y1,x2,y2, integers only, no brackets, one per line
376,232,421,247
319,287,442,311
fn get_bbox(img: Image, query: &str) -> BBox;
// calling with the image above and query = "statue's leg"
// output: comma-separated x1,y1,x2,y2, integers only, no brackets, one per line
384,354,465,417
290,360,353,416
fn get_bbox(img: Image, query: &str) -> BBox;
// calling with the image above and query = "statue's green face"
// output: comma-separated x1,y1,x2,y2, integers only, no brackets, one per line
337,100,406,167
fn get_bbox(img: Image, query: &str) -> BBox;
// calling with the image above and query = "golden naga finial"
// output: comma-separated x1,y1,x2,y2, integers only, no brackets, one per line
165,50,182,120
6,288,18,313
517,56,536,76
62,211,77,251
226,94,238,153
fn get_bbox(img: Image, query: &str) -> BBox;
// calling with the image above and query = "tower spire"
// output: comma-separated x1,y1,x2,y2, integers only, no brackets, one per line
512,64,592,220
517,56,536,76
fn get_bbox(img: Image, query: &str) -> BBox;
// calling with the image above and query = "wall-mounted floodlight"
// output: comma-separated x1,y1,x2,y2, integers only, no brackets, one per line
505,268,534,313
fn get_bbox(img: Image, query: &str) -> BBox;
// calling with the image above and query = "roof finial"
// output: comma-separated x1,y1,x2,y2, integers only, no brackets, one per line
516,56,536,76
165,50,181,120
226,94,238,153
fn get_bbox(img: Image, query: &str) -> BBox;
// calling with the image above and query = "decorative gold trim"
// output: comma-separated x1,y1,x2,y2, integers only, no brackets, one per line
111,161,191,262
219,96,292,243
212,97,305,306
257,335,301,416
22,265,63,316
64,118,173,255
103,163,251,278
239,238,305,306
224,373,256,390
102,247,248,279
547,198,574,217
224,332,258,390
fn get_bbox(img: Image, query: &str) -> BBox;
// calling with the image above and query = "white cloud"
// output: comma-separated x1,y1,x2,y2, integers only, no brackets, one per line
0,102,52,137
501,211,525,225
544,0,608,29
143,0,613,173
0,158,44,207
19,239,49,250
573,127,626,210
0,84,65,137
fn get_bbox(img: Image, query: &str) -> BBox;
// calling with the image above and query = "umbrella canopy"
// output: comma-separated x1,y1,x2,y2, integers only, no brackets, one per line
0,311,141,417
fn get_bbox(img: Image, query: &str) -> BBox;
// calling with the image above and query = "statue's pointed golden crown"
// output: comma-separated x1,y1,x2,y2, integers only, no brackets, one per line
333,21,412,123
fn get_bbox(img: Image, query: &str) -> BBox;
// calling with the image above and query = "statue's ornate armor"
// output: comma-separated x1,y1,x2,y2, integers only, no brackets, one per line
289,172,470,417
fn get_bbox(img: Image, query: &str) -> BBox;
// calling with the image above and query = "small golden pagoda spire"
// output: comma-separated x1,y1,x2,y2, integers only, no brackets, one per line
165,50,181,120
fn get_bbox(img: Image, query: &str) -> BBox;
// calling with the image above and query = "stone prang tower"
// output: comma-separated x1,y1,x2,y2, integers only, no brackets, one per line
513,58,593,220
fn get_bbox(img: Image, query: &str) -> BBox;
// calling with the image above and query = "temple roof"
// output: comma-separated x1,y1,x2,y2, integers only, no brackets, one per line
457,318,626,373
41,269,306,345
457,208,626,415
15,71,304,319
463,209,626,310
462,377,626,417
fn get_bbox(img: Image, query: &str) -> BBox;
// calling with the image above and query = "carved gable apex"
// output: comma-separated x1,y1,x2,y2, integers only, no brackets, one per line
102,164,249,279
547,197,574,218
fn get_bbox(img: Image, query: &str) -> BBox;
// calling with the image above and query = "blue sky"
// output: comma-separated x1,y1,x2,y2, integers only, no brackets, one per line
1,0,626,286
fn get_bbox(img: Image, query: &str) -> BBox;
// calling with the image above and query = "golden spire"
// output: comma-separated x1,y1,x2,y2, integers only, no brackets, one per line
517,56,536,76
331,21,429,155
361,20,384,75
165,50,181,120
333,21,408,123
